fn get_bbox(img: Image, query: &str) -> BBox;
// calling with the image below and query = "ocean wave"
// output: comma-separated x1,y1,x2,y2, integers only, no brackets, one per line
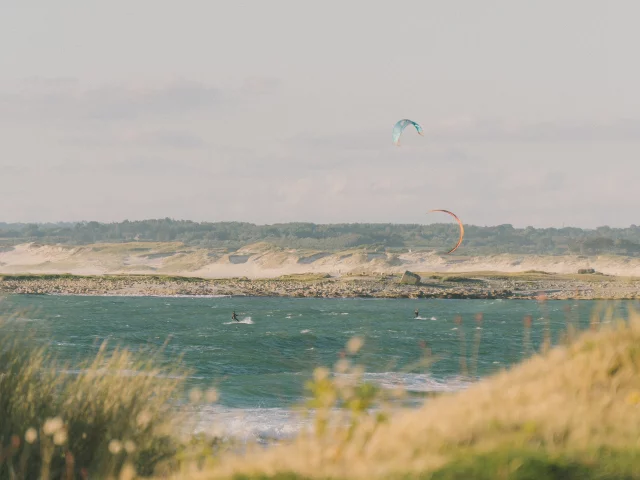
46,293,233,298
185,405,308,443
364,372,471,393
57,368,205,380
224,316,254,325
181,375,469,443
332,372,470,394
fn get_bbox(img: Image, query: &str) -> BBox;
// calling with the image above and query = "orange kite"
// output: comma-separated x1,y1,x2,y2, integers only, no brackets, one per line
428,209,465,254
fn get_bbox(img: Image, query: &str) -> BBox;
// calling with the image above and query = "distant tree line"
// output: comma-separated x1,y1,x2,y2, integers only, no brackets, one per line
1,219,640,256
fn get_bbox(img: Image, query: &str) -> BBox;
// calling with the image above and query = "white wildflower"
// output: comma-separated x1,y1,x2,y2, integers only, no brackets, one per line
313,367,330,382
43,417,63,436
346,336,364,355
53,430,68,445
189,388,203,403
108,439,122,455
25,428,38,444
205,388,219,403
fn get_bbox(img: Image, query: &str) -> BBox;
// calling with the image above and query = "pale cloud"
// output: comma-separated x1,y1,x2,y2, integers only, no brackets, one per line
0,75,283,129
128,130,207,149
0,80,221,124
240,77,281,96
81,82,219,121
49,156,211,176
291,118,640,150
1,165,31,175
63,129,207,149
424,118,640,143
20,76,79,90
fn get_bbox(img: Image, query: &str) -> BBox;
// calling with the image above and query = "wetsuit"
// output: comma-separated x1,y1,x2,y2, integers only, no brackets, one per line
232,312,239,322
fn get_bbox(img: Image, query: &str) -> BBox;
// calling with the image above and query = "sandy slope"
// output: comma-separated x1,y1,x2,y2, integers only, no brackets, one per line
1,242,640,278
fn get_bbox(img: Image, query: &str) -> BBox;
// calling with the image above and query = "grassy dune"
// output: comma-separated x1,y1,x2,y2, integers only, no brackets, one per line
183,309,640,479
1,302,640,479
3,241,640,279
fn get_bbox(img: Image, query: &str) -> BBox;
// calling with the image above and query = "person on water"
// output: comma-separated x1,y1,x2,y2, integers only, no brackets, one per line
414,309,419,318
232,311,239,322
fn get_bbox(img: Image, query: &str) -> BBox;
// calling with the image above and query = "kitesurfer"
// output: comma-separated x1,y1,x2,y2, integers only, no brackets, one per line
414,309,420,318
232,311,239,322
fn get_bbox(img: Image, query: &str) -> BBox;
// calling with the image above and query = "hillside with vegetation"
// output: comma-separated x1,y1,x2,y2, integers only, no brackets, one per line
2,220,640,256
2,304,640,479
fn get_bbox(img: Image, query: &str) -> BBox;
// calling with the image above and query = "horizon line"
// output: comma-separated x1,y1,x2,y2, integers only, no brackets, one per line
1,218,639,231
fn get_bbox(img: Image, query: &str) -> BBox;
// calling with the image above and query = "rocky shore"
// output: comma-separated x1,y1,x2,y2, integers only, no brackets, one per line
1,272,639,300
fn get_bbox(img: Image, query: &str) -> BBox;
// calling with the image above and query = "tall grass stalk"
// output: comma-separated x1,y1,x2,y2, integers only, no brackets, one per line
470,313,483,378
523,315,533,358
536,293,552,354
0,313,188,479
454,315,468,378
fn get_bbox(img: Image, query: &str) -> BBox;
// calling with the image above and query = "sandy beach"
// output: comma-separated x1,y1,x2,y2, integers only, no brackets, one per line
1,242,640,277
1,242,639,299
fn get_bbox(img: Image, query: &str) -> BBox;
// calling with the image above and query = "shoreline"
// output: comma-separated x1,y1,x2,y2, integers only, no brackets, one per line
1,272,639,300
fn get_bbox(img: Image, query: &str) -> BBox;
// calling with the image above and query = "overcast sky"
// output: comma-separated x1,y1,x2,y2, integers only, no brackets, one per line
1,1,638,228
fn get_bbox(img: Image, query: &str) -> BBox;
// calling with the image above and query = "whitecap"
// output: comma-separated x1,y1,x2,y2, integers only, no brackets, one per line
224,316,254,325
186,405,309,444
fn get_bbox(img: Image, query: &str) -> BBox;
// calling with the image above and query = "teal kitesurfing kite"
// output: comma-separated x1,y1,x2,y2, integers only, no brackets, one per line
392,119,424,146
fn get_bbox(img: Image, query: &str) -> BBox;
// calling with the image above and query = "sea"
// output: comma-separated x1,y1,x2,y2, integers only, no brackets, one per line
0,294,635,443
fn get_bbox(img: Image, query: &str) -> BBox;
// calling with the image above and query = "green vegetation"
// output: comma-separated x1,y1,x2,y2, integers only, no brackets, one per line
2,220,640,255
240,450,640,479
0,320,184,478
0,274,81,281
0,311,235,479
422,271,613,282
275,274,332,282
0,273,208,283
424,449,640,480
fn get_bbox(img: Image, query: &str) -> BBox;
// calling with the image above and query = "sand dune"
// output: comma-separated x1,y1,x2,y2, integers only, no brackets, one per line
1,242,639,278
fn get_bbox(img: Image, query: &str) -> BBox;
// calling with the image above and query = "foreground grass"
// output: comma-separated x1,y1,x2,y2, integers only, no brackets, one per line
0,309,215,479
229,448,640,479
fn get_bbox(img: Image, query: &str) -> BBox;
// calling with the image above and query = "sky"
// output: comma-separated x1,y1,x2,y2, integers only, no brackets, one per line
1,1,639,228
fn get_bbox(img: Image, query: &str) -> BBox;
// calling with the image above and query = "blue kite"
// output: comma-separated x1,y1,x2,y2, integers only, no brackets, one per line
392,119,424,146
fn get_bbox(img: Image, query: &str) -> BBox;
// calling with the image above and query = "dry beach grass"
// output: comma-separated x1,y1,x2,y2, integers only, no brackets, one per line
0,308,190,479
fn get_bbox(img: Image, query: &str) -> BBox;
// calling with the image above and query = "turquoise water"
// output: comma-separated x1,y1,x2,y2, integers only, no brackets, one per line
1,295,634,441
